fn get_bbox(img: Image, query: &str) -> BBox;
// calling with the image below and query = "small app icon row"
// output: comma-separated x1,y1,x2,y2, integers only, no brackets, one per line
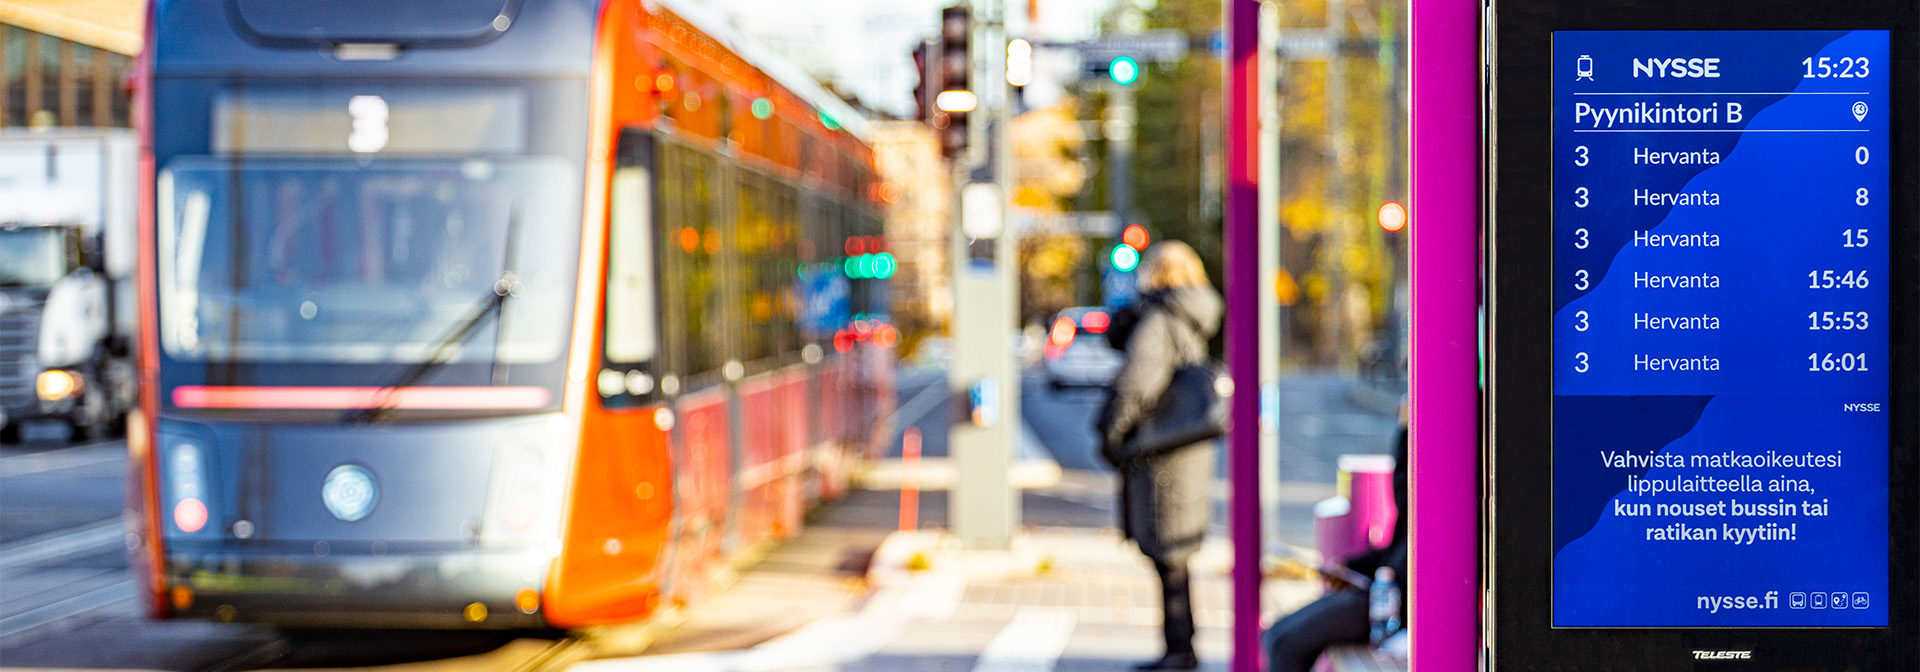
1788,592,1870,610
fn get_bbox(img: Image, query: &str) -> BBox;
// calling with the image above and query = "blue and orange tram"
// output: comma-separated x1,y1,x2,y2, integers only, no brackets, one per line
129,0,895,628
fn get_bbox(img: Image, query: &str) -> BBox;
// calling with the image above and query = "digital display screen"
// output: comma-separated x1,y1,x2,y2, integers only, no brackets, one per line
1552,30,1890,627
215,86,527,156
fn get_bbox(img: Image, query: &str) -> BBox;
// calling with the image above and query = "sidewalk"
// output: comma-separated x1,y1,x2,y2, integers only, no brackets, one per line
577,470,1321,672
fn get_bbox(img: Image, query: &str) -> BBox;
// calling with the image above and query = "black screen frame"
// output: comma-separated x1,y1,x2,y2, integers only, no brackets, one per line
1486,1,1920,669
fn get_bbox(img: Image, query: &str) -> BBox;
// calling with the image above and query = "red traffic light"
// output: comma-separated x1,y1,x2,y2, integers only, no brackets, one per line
1121,224,1150,251
1378,201,1408,233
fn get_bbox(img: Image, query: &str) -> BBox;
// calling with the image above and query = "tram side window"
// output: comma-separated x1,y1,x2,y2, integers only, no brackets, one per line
604,132,659,372
663,143,724,381
767,179,800,358
732,173,770,365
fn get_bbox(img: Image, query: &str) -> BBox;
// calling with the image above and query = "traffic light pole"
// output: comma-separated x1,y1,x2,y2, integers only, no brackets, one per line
1101,81,1136,306
1256,0,1286,560
949,0,1020,550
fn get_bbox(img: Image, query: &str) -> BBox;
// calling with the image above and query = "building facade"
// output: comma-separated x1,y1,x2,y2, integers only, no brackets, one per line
1,0,143,128
870,120,952,355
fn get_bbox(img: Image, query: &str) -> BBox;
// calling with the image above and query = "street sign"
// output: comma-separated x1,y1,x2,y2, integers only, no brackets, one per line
1012,210,1117,236
1273,29,1336,58
798,265,850,338
1102,265,1138,307
1066,29,1188,64
961,182,1005,240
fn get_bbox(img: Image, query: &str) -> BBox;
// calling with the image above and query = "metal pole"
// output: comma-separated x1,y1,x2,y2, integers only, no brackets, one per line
1100,8,1140,307
1106,84,1134,235
1407,0,1481,668
1324,0,1350,364
1226,0,1263,669
1255,1,1284,553
949,0,1019,550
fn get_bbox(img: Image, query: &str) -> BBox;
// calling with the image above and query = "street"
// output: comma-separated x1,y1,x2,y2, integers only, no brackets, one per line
0,365,1395,669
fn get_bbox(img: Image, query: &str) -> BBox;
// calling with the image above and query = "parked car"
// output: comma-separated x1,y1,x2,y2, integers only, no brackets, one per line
1043,306,1125,388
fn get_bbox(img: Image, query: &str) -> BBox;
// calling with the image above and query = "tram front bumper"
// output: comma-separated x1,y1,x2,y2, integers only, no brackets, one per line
165,544,551,629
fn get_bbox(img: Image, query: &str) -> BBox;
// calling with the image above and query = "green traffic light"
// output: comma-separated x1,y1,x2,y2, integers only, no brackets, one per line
872,253,896,279
1110,243,1140,272
1108,56,1140,86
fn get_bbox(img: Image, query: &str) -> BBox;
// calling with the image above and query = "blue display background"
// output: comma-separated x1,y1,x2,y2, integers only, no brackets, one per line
1552,30,1890,627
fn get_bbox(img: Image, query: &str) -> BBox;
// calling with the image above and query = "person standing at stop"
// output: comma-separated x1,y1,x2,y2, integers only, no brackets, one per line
1097,241,1223,671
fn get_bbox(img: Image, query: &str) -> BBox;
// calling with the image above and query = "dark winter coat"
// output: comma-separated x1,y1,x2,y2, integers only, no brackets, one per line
1097,286,1224,563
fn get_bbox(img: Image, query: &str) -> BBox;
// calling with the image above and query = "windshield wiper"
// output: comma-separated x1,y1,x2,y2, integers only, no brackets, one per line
343,204,526,424
340,273,521,424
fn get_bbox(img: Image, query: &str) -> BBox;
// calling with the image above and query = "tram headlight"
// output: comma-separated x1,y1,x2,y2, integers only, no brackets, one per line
321,464,379,522
498,447,544,533
485,419,566,543
166,442,209,534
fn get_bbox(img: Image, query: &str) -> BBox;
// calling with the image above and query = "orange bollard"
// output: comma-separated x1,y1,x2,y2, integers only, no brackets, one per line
899,427,921,532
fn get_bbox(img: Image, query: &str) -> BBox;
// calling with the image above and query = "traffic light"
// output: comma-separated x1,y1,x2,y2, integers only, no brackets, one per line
844,252,897,280
1121,224,1150,251
1107,55,1140,86
1109,243,1141,272
1377,201,1408,233
1006,38,1033,87
937,5,972,159
912,40,934,122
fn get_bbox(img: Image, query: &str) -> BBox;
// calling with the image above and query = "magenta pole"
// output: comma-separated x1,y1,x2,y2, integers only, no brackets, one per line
1407,0,1481,669
1225,0,1262,670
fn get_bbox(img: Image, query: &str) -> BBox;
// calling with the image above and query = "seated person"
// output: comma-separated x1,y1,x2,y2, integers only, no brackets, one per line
1263,417,1407,672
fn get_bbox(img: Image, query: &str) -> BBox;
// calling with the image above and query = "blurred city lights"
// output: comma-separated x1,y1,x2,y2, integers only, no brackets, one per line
1049,316,1077,349
1109,243,1140,272
843,252,897,279
1080,310,1110,334
1108,56,1140,86
1006,38,1034,87
936,90,979,113
1378,200,1408,233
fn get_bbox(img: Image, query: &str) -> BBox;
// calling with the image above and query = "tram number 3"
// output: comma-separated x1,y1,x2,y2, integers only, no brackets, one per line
349,95,390,154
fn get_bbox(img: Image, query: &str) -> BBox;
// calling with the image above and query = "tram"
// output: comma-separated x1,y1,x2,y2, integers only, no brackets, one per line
129,0,895,628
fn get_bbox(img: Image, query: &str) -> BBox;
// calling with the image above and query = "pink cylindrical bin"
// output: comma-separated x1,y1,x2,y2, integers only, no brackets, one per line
1313,496,1363,567
1339,454,1399,551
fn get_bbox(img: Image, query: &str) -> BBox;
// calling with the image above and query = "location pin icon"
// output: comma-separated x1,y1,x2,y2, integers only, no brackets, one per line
1853,101,1869,122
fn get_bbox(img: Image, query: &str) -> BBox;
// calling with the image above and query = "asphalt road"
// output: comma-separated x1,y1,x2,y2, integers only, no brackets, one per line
0,364,1397,669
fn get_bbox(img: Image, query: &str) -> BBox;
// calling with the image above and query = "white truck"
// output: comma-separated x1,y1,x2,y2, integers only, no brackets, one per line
0,129,137,443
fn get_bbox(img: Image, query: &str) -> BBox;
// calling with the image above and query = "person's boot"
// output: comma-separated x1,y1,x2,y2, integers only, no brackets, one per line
1133,652,1200,670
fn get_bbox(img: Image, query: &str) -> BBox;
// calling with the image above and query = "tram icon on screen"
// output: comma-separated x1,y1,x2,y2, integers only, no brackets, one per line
1576,54,1594,81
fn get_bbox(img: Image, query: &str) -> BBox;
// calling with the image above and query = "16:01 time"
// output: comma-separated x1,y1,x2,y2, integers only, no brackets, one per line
1803,56,1869,78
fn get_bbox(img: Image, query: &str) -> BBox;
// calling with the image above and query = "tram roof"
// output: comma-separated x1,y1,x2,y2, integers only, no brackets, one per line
153,0,593,79
148,0,871,142
648,0,872,142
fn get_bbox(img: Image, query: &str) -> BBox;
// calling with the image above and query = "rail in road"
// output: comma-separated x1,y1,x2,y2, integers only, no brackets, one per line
0,441,135,641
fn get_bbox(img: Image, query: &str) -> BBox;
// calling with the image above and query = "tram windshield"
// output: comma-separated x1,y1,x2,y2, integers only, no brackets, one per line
157,157,581,365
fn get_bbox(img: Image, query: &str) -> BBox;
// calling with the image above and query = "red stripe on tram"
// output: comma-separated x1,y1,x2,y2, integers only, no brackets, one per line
172,386,552,410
